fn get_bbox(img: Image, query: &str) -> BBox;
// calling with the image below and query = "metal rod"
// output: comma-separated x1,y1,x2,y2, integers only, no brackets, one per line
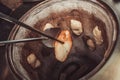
0,37,47,46
0,12,64,44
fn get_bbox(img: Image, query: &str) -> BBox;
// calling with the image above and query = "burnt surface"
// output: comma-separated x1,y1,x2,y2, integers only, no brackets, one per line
20,9,108,80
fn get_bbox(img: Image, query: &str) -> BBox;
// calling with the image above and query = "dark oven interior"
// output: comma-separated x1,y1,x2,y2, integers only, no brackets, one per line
0,0,120,80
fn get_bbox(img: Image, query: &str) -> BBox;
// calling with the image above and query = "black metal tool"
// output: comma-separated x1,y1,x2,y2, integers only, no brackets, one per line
0,12,64,44
0,37,47,46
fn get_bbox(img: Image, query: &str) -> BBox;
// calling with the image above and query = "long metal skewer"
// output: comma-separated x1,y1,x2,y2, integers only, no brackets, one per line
0,37,47,46
0,12,64,44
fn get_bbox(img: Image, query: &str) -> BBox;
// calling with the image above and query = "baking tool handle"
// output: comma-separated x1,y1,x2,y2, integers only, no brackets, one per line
0,37,47,46
0,12,64,44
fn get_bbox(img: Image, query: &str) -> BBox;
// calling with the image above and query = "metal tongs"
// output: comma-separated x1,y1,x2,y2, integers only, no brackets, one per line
0,12,64,46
